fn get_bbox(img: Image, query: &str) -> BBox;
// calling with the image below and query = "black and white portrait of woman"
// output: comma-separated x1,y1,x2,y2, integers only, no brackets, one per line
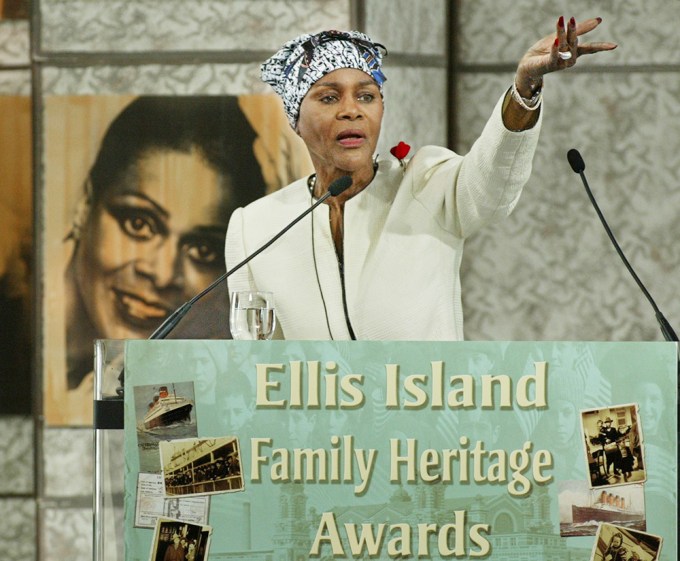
43,94,309,425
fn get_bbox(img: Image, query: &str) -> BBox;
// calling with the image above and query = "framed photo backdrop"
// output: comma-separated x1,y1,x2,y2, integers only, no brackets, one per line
42,93,311,426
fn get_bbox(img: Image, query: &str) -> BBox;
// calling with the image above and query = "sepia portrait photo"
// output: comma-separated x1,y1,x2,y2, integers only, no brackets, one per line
149,518,212,561
590,522,662,561
42,94,311,425
581,403,644,489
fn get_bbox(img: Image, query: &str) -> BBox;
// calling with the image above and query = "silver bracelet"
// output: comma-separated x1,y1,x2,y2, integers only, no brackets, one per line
510,81,542,111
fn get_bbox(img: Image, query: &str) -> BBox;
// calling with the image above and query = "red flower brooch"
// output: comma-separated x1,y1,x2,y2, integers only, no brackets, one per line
390,141,411,170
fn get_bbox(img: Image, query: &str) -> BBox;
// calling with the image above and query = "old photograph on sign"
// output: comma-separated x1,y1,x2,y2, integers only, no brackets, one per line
558,480,646,537
134,473,210,530
590,522,662,561
148,518,212,561
581,404,644,489
133,382,198,473
159,436,243,497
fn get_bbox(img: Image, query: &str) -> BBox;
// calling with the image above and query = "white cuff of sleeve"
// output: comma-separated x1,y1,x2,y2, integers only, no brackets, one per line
510,81,542,111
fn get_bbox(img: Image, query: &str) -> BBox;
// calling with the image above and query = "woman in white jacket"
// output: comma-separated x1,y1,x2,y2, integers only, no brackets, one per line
226,20,616,340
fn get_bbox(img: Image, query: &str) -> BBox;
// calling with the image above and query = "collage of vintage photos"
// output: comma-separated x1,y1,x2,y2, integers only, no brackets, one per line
558,402,664,560
133,380,245,561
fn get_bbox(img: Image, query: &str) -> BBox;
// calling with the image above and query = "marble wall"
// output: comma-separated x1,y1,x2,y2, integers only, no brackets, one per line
0,1,677,559
455,0,680,341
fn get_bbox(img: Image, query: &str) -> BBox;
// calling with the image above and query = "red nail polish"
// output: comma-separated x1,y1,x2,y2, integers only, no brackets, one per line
570,17,575,27
553,37,559,48
558,16,564,28
596,17,603,23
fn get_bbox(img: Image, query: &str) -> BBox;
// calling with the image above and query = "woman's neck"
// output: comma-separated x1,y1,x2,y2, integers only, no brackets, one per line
310,162,378,259
312,163,377,203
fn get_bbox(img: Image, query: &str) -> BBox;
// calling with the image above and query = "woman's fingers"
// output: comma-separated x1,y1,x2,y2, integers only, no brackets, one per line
577,42,618,56
516,16,616,87
554,17,577,66
566,16,577,47
574,17,604,37
554,16,617,67
574,17,618,55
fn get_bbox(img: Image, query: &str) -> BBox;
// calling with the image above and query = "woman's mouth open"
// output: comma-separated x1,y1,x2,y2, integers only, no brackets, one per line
337,129,366,147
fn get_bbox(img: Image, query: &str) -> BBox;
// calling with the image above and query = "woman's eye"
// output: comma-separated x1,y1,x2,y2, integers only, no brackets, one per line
185,239,221,267
124,216,156,240
109,206,161,241
358,93,375,102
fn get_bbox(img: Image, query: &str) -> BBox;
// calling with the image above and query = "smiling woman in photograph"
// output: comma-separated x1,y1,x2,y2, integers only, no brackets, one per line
64,95,266,392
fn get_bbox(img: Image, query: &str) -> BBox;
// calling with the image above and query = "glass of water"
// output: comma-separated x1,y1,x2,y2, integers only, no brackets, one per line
229,291,276,340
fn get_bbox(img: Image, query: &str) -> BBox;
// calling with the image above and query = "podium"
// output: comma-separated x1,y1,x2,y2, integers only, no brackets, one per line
93,339,126,561
95,339,677,561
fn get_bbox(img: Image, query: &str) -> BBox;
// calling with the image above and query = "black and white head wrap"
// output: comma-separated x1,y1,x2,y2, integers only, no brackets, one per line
261,30,387,128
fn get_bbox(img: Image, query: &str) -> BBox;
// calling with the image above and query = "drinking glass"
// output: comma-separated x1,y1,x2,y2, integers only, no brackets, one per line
229,291,276,340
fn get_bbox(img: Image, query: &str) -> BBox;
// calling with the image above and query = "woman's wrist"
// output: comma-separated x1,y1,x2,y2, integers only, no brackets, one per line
514,73,543,99
502,83,542,132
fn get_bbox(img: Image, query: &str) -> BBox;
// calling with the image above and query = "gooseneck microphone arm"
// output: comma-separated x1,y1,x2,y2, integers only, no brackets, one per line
149,175,353,340
567,148,678,343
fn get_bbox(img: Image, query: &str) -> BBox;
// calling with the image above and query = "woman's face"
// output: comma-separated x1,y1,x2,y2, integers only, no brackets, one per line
75,147,233,339
297,68,383,177
553,399,577,445
638,381,664,435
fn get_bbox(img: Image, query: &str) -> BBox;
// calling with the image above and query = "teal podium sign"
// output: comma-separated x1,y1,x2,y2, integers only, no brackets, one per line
123,341,677,561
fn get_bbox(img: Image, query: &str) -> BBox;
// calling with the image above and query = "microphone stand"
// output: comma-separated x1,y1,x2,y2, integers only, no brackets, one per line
567,149,678,345
149,188,337,340
568,147,679,421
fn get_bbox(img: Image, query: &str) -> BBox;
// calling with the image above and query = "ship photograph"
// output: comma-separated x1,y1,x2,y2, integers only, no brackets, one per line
559,480,646,537
133,381,199,473
143,384,194,430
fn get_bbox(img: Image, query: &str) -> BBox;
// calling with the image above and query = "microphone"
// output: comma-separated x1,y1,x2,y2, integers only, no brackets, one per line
148,174,353,340
567,148,678,343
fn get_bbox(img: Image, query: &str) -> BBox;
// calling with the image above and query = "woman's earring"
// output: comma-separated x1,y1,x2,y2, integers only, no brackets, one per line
65,177,93,242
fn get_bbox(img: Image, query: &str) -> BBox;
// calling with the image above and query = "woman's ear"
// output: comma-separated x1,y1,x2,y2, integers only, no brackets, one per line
66,177,94,243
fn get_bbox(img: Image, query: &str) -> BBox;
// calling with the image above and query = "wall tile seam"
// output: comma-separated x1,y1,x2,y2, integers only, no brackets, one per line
39,496,97,508
27,52,448,70
30,50,275,66
455,63,680,74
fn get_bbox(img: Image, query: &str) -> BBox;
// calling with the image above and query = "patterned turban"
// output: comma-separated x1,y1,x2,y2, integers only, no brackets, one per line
261,30,387,127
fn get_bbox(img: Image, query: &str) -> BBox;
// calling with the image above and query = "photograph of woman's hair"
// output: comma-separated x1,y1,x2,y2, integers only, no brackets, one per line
43,94,307,425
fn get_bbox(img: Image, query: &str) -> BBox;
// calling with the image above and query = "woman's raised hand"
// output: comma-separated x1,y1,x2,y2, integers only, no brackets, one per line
515,16,617,97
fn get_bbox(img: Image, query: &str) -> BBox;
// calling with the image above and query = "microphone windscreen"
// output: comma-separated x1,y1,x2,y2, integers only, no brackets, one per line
567,149,586,173
329,175,353,196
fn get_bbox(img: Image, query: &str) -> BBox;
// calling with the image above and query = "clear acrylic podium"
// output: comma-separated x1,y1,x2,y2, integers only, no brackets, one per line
93,339,126,561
